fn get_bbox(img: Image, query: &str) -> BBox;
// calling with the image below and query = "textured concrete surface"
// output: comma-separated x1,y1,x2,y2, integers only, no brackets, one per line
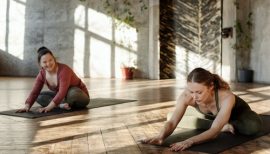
251,0,270,83
0,0,150,78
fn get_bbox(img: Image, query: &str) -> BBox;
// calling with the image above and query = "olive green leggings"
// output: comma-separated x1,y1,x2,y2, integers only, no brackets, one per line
168,106,263,135
36,87,90,109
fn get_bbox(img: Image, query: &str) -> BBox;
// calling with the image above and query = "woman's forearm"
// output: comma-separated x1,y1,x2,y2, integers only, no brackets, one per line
158,121,176,140
46,101,56,110
188,128,219,145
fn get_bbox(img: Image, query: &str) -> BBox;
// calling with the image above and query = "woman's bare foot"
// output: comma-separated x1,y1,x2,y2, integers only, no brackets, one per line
59,103,71,110
221,123,235,134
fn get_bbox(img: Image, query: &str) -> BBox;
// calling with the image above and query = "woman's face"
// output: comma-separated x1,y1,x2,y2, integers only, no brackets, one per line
187,82,214,105
40,53,56,72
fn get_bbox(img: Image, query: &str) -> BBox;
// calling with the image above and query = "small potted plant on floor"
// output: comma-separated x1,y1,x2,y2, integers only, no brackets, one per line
121,59,136,80
121,65,135,80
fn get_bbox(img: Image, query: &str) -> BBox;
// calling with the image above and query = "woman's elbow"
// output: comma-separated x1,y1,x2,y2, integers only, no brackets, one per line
211,133,219,139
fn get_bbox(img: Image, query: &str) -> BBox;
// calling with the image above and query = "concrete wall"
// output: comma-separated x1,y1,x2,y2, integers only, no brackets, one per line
250,0,270,83
222,0,270,83
0,0,150,78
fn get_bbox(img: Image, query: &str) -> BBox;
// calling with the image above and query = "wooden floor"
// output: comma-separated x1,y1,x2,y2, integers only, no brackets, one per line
0,77,270,154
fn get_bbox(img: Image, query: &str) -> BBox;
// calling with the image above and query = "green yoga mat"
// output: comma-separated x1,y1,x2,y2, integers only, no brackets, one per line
162,115,270,154
0,98,137,119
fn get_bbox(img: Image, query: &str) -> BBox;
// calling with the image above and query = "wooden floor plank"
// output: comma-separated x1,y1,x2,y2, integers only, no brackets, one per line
0,150,27,154
54,140,72,154
101,123,142,154
29,144,54,154
87,129,106,154
71,134,89,154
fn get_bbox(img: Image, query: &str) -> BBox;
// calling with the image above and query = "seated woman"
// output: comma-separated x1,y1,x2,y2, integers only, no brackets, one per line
17,46,90,113
141,67,262,151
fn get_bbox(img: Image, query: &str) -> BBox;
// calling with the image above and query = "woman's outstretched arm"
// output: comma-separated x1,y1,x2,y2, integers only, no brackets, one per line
141,90,192,145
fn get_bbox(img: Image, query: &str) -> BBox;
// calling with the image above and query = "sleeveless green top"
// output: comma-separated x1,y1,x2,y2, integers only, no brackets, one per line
195,89,251,120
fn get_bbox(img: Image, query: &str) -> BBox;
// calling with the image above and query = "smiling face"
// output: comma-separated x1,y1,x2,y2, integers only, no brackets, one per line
39,53,57,72
187,82,214,105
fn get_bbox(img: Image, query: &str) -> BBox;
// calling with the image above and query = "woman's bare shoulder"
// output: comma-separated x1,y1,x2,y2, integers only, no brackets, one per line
219,89,234,98
177,89,195,106
218,89,235,106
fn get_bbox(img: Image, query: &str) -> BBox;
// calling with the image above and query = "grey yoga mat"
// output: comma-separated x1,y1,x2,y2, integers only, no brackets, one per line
162,115,270,154
0,98,137,119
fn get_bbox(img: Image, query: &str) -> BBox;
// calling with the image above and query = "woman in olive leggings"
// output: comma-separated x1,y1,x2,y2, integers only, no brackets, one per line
36,86,89,110
142,67,262,152
17,46,90,113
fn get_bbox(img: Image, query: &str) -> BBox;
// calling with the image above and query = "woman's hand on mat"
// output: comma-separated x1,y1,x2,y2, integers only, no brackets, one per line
140,137,164,145
16,104,30,113
38,102,56,113
38,107,50,113
169,139,193,151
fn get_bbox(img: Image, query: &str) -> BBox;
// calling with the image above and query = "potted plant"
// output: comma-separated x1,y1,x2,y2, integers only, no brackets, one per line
121,65,135,80
233,9,253,83
121,58,136,80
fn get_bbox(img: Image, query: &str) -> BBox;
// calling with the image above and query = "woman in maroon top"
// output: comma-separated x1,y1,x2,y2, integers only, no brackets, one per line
17,46,90,113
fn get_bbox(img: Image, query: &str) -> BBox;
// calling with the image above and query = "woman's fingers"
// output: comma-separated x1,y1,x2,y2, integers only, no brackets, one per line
150,138,163,145
140,138,162,145
38,107,51,113
38,107,45,113
16,108,27,113
170,145,182,151
15,109,23,113
140,138,150,144
169,142,187,151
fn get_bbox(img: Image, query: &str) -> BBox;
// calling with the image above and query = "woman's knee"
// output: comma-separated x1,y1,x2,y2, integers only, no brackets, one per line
238,120,262,135
248,119,262,135
66,87,85,98
234,112,263,135
67,87,88,99
37,94,53,107
66,87,89,108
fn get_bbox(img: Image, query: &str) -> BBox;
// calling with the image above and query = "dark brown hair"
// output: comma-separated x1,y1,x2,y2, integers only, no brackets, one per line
37,46,54,63
187,67,230,90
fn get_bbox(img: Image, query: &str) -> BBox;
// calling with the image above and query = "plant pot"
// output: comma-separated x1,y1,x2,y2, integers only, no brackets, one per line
121,67,134,80
238,69,253,83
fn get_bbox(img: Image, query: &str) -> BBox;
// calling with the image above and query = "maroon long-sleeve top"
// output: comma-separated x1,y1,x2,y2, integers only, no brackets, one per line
26,63,89,108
